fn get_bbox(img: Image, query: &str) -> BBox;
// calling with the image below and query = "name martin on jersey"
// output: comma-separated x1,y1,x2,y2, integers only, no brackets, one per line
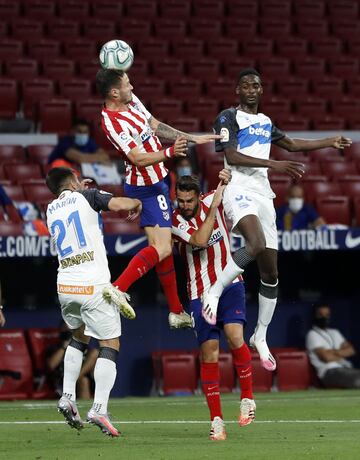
48,196,77,214
60,250,94,269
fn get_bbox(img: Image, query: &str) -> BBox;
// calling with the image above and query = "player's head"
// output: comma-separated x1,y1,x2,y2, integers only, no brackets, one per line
312,302,331,329
236,68,263,107
96,69,133,104
176,175,201,220
72,118,91,146
287,184,305,213
46,167,81,196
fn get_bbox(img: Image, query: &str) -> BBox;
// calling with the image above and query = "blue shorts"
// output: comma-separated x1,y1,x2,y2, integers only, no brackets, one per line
190,282,247,346
124,179,172,228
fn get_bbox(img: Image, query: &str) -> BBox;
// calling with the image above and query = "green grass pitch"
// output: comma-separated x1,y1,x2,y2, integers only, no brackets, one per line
1,390,360,460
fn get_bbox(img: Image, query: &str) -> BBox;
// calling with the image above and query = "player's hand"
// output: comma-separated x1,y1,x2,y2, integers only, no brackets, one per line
173,136,188,157
270,160,305,179
190,134,222,144
80,178,92,189
127,200,142,221
218,168,231,184
0,310,5,328
332,136,352,149
210,181,226,209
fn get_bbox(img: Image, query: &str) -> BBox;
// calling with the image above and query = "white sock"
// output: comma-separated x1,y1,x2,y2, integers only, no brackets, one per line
256,281,278,340
92,358,117,415
210,259,243,297
62,346,84,401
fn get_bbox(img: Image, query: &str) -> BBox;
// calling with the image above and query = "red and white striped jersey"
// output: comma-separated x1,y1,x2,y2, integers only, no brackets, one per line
172,191,242,300
101,93,168,186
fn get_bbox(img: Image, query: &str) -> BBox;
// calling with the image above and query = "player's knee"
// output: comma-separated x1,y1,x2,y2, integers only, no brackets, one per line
154,243,172,261
246,236,266,258
200,344,219,363
260,271,278,285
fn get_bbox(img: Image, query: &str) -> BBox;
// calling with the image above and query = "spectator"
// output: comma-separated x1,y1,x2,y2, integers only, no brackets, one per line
306,304,360,388
0,281,5,328
168,157,194,202
48,119,110,170
46,321,99,399
276,184,326,230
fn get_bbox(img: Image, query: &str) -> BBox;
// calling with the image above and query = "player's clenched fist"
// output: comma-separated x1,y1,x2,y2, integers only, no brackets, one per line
173,136,188,157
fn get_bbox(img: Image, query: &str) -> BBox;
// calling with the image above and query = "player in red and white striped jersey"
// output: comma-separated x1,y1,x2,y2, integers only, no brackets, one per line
172,172,255,439
95,69,220,329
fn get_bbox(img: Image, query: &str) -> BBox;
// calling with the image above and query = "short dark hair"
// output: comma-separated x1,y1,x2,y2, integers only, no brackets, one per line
72,118,90,128
176,175,201,195
312,302,331,318
237,68,261,84
46,167,75,196
96,68,125,98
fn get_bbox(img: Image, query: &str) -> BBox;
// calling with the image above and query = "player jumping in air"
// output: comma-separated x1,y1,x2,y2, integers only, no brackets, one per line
205,68,352,371
172,172,255,441
95,69,220,329
46,167,141,437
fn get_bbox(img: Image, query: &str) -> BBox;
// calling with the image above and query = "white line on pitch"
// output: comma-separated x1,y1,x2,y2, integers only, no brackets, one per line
1,420,360,425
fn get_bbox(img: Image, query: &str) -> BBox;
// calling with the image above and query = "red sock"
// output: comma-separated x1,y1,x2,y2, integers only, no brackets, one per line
231,343,253,400
155,254,183,314
200,362,222,420
113,245,159,292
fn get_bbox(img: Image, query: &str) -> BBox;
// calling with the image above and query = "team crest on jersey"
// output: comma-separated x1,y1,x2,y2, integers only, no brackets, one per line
162,211,170,221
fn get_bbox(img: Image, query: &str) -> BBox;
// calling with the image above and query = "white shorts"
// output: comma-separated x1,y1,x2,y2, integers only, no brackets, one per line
58,283,121,340
223,183,278,250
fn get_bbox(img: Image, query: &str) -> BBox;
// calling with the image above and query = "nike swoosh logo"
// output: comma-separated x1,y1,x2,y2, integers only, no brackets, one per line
208,385,218,391
345,232,360,249
115,236,147,254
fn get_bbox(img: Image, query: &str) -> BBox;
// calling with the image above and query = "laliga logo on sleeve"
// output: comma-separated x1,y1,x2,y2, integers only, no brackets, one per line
220,127,229,142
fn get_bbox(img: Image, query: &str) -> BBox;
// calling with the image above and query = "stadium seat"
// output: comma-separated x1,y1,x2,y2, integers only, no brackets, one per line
339,179,360,199
58,79,92,102
119,19,152,41
205,78,236,106
218,353,235,393
27,39,61,60
313,116,346,131
171,117,200,132
0,0,21,20
58,0,90,19
354,197,360,225
206,38,238,62
4,164,43,184
103,220,143,235
296,19,329,38
27,145,54,165
227,0,258,17
347,77,360,96
24,184,53,204
276,78,309,98
259,58,290,78
64,40,97,60
273,351,311,391
311,77,344,97
260,0,292,17
162,353,198,395
276,37,308,58
24,0,56,20
320,161,357,179
172,39,205,61
329,58,360,78
195,141,217,170
189,19,222,40
311,38,343,58
224,19,257,39
193,0,224,17
316,196,351,225
39,99,73,135
11,19,44,40
275,116,310,131
159,0,192,19
0,21,8,38
331,97,360,119
0,329,33,399
27,328,59,399
92,1,123,19
308,148,342,162
154,19,187,39
294,0,325,18
329,0,359,18
272,181,292,208
151,99,184,120
241,38,274,58
0,145,26,164
0,39,23,59
2,184,26,201
294,58,326,77
138,39,170,61
152,59,185,78
188,59,220,79
302,179,341,202
259,18,293,38
22,79,56,120
251,352,273,392
42,59,75,79
344,142,360,161
331,19,360,39
204,158,225,191
127,0,158,18
77,58,101,79
262,97,292,120
168,79,202,102
46,19,80,40
295,97,327,116
6,59,39,81
75,99,103,127
83,19,116,43
188,99,219,118
136,79,167,102
346,40,360,58
223,58,257,79
0,78,17,118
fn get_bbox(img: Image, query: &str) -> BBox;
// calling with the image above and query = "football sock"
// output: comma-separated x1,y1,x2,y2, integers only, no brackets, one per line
113,245,159,292
232,247,254,270
207,258,243,298
62,339,88,402
92,347,118,415
231,343,253,400
155,254,183,314
201,362,222,421
256,280,278,339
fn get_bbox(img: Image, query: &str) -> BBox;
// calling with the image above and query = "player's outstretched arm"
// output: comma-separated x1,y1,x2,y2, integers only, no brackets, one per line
275,134,352,152
108,197,141,212
150,117,221,144
127,136,187,167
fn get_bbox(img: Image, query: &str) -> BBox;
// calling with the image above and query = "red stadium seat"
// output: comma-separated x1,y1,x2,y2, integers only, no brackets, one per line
136,79,167,102
294,0,325,18
4,164,43,184
259,18,293,38
302,179,341,202
347,40,360,58
27,39,61,60
331,19,360,39
355,197,360,225
195,141,217,170
159,0,192,19
276,38,308,58
260,0,292,17
119,20,152,41
329,58,359,78
151,98,184,120
24,0,56,20
58,1,90,19
42,59,75,79
262,97,292,120
273,351,310,391
172,39,205,61
162,353,198,395
193,0,224,18
329,1,359,18
295,97,327,116
0,79,17,118
205,78,236,106
311,77,344,97
127,0,158,17
311,38,343,58
188,59,220,79
218,353,235,393
0,330,33,399
189,19,222,40
103,220,143,235
154,19,187,39
82,19,116,42
224,19,257,39
152,59,185,78
24,184,53,203
77,58,101,79
258,58,291,78
22,79,56,120
316,196,351,225
312,117,346,131
276,116,310,131
0,220,24,235
339,179,360,199
39,99,73,135
27,145,54,165
320,161,357,179
168,78,202,101
172,117,200,132
138,39,170,62
0,0,21,20
251,352,273,392
11,19,44,40
332,97,360,118
2,184,25,201
0,21,8,38
296,19,329,38
223,58,257,79
187,99,219,118
308,148,341,162
0,39,23,60
294,58,326,77
346,78,360,96
272,181,292,208
47,19,80,40
206,39,239,61
6,59,39,81
92,1,123,19
344,142,360,161
27,328,59,399
204,158,225,191
74,99,103,127
276,78,309,98
64,40,97,60
58,79,92,102
227,0,258,17
241,38,274,58
0,146,26,164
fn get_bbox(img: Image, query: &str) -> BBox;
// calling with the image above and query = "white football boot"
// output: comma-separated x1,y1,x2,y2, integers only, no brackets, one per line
57,395,83,430
239,398,256,427
103,285,136,320
209,416,227,441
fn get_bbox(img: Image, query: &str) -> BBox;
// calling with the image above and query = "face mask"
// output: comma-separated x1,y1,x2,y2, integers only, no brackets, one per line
289,197,304,213
314,317,330,329
177,166,192,177
74,133,89,146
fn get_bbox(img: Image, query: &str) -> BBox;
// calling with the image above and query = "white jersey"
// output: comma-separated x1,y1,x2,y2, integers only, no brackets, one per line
214,107,285,198
46,189,112,287
172,191,242,300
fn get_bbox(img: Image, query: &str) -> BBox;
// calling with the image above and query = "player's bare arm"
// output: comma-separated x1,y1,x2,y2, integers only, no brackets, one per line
126,136,187,167
275,135,352,152
188,183,226,248
149,116,221,144
224,146,305,179
108,197,142,213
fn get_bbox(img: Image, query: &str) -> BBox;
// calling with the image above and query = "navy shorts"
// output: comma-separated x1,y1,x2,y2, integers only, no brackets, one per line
124,179,172,228
190,282,247,346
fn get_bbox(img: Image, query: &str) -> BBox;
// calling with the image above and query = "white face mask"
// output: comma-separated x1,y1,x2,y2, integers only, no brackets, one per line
289,197,304,213
177,166,192,177
74,133,89,146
